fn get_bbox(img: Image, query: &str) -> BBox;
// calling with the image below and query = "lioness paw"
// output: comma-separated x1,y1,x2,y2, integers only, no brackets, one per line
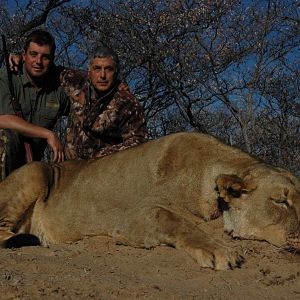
212,247,244,270
187,245,244,270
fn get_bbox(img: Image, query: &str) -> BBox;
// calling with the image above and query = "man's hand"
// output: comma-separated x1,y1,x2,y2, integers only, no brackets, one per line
0,115,65,162
118,82,129,92
46,132,65,163
9,53,22,73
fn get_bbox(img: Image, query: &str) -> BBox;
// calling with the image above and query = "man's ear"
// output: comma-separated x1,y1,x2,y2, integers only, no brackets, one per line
215,174,257,202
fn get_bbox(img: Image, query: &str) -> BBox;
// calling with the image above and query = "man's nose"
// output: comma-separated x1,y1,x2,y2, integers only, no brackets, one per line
35,55,42,64
100,69,106,78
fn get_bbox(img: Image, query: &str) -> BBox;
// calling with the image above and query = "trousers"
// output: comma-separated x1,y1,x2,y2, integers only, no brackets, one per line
0,129,27,181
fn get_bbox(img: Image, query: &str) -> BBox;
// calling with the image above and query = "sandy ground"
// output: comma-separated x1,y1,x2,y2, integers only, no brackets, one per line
1,218,299,300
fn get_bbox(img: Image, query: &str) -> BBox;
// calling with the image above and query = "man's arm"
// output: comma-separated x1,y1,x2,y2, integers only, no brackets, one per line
0,62,66,162
0,114,64,162
94,92,148,158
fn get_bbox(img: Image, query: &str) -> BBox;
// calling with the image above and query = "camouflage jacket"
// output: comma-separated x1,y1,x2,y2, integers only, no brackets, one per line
61,69,148,160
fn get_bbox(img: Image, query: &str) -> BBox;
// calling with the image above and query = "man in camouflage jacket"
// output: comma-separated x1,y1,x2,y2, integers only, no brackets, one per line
61,47,148,160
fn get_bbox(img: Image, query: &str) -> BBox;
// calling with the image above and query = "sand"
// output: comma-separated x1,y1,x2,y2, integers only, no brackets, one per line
1,218,299,300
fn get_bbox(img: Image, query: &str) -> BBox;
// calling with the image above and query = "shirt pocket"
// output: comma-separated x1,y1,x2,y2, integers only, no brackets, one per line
44,99,60,120
38,98,61,128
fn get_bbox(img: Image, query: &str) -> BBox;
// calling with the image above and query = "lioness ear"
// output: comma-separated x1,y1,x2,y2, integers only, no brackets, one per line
215,174,257,202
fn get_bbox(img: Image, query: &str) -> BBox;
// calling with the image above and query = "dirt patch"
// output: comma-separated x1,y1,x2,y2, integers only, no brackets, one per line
1,218,299,299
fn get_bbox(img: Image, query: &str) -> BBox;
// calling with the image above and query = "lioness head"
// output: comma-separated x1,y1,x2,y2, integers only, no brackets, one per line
216,168,300,251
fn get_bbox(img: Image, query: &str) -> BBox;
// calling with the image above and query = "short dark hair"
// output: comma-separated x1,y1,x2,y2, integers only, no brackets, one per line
89,46,120,78
24,30,56,57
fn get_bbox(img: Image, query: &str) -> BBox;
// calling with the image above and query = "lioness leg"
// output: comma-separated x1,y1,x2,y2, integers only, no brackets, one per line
0,162,52,247
112,205,243,270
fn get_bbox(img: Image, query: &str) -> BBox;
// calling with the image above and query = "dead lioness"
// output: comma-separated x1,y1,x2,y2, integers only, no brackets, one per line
0,132,299,270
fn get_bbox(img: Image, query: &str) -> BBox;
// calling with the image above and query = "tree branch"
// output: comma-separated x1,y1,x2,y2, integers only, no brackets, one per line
19,0,71,37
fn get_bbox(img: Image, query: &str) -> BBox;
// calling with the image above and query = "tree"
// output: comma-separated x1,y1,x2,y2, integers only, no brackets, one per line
1,0,299,172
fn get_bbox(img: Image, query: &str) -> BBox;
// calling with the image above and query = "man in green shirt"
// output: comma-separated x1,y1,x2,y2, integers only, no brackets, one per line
0,30,70,180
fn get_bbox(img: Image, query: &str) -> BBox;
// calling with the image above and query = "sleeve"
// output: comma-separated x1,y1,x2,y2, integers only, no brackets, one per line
60,69,88,98
0,69,16,115
94,91,148,158
60,68,89,118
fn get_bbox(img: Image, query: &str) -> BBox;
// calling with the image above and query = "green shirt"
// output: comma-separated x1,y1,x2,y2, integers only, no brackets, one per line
0,64,70,159
0,64,69,127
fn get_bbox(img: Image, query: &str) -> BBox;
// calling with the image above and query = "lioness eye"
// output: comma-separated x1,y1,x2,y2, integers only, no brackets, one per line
272,199,290,208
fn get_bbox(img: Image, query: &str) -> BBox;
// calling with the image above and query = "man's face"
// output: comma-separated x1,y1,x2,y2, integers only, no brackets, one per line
89,57,116,94
22,42,53,80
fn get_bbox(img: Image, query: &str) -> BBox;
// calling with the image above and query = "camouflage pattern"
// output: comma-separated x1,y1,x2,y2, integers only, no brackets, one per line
61,69,148,160
0,131,7,181
0,129,27,181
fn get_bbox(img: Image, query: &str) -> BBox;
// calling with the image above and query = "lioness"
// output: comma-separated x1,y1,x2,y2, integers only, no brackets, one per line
0,132,299,270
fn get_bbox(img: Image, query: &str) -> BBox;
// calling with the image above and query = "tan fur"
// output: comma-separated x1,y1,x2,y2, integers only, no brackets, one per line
0,132,299,269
